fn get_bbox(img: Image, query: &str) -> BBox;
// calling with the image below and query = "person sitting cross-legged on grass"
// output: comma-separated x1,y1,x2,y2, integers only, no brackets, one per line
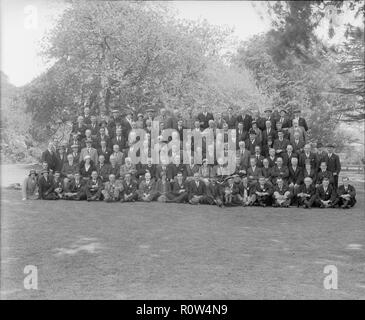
251,176,273,207
138,172,156,202
63,172,86,200
102,174,123,202
22,169,39,200
295,177,316,208
38,169,58,200
315,177,336,208
207,178,224,207
154,171,172,202
120,173,138,202
335,176,356,209
52,171,64,199
167,172,189,203
272,178,291,207
86,170,103,201
224,175,244,206
188,172,212,205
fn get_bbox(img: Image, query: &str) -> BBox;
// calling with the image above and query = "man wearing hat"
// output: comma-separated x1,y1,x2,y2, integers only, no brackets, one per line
38,169,58,200
69,144,81,164
245,129,261,154
264,108,276,129
81,129,97,149
80,138,98,165
323,144,341,189
22,169,39,200
109,109,122,129
291,109,308,132
276,109,290,129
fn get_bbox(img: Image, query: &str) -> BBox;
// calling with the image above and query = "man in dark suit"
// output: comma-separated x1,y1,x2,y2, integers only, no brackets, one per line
295,177,316,208
41,142,58,172
120,173,138,202
95,127,111,149
121,110,133,139
236,122,247,147
262,120,276,146
64,172,86,200
315,177,336,208
251,176,273,207
55,144,67,173
273,131,290,158
111,128,125,151
38,169,58,200
291,109,308,132
299,144,317,169
316,161,334,187
85,170,103,201
271,157,289,185
282,145,298,167
236,110,252,132
175,118,185,141
272,178,292,207
323,144,341,189
288,156,303,196
223,106,236,129
97,140,112,164
245,129,261,154
197,105,214,130
246,157,262,186
335,177,356,208
168,172,189,203
88,115,99,136
276,109,291,129
263,108,276,129
188,172,212,204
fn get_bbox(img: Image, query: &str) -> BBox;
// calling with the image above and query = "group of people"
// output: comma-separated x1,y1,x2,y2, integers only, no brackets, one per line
22,105,357,209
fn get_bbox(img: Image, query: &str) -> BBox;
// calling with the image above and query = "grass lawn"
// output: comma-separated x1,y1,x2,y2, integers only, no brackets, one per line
1,183,364,300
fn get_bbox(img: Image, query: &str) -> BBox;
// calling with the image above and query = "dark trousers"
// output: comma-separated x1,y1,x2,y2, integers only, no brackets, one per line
297,195,316,207
86,188,102,200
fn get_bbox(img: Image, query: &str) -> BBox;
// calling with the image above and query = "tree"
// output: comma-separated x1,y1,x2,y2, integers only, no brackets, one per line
24,0,263,139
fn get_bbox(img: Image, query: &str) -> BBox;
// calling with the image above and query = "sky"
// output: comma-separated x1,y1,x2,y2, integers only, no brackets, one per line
1,0,271,87
0,1,360,87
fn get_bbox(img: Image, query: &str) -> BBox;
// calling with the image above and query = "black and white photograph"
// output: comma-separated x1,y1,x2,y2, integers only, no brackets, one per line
1,0,364,304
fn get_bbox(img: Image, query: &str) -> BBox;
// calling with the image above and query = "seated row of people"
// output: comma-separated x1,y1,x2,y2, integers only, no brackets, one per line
23,166,356,209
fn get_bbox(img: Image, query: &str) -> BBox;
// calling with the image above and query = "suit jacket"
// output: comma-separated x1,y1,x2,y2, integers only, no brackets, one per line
88,122,99,136
55,152,67,172
237,149,251,169
262,128,276,145
296,184,316,198
245,137,261,154
273,138,290,154
290,139,305,154
271,165,289,183
138,179,156,195
171,181,189,195
38,175,55,199
288,165,303,185
288,126,307,142
79,161,96,178
273,184,290,196
337,185,356,199
316,170,334,185
291,117,308,131
236,114,253,131
302,168,317,184
61,162,79,177
95,134,111,149
267,156,277,168
86,177,103,192
167,164,187,181
316,185,336,201
223,114,237,129
253,182,273,195
188,180,207,199
122,180,138,195
252,154,265,168
247,166,262,184
185,164,200,177
97,147,112,164
299,152,317,169
323,153,341,175
71,123,88,138
197,112,214,130
68,151,80,164
155,179,171,195
41,149,57,171
80,147,98,165
110,151,125,166
111,135,126,150
69,177,86,193
96,163,111,182
282,152,298,167
236,129,248,146
276,116,290,129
